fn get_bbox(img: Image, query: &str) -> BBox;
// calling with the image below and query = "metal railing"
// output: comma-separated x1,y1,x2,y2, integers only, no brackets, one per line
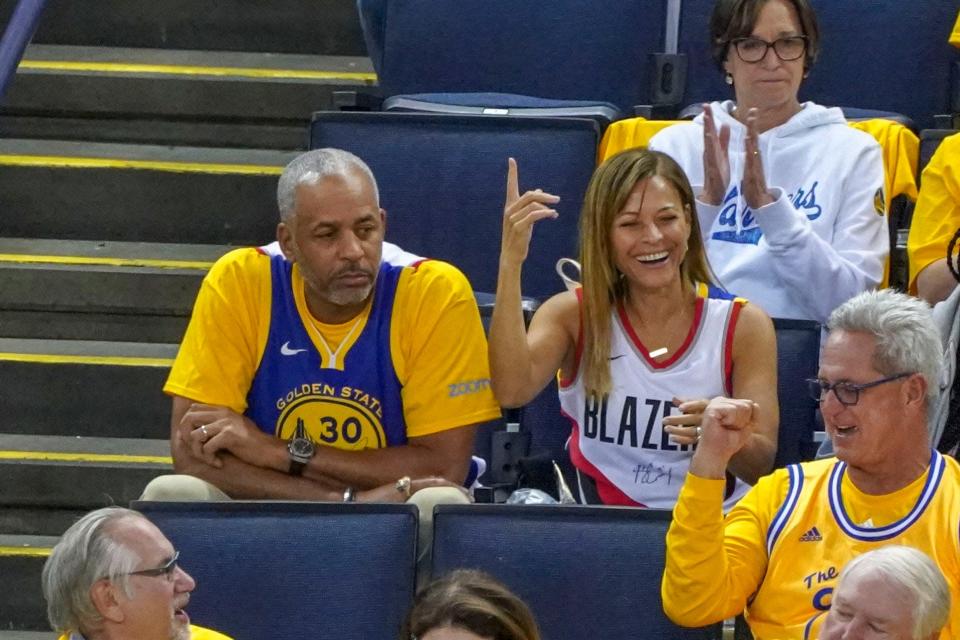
0,0,48,103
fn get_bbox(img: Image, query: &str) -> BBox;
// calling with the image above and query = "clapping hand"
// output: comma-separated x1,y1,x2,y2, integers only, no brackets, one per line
741,108,774,209
701,103,731,206
499,158,560,268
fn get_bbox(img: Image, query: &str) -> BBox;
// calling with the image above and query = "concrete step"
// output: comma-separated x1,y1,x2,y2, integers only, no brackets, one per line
0,114,308,150
0,338,175,439
0,0,367,56
5,45,375,122
0,239,225,341
0,435,171,511
0,139,295,245
0,535,55,632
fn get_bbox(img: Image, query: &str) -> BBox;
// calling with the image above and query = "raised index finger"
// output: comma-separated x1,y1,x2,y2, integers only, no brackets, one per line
506,157,520,206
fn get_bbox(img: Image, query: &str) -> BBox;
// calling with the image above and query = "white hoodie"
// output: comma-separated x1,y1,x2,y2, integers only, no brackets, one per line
649,100,888,323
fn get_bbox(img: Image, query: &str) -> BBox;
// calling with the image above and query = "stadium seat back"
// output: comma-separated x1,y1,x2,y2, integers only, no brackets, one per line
357,0,665,111
134,501,418,640
309,111,598,298
772,318,821,467
432,504,719,639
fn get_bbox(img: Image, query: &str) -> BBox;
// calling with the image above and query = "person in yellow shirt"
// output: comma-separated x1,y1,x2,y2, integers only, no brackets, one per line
141,148,500,505
42,507,232,640
662,289,960,639
907,132,960,304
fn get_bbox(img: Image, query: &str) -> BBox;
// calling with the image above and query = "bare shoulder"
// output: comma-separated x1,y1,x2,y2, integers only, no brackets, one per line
733,301,776,352
531,289,581,337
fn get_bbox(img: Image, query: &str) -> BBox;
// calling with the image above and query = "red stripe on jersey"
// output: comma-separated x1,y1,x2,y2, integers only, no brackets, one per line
723,300,744,396
616,296,705,369
565,409,646,507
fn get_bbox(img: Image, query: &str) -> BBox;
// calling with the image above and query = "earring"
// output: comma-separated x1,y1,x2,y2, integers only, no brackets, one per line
724,73,734,85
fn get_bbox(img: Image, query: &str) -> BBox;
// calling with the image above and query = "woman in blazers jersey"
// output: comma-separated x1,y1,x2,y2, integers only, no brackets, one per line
648,0,887,325
488,148,779,508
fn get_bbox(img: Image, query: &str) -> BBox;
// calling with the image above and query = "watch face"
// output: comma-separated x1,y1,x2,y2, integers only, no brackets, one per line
289,437,315,457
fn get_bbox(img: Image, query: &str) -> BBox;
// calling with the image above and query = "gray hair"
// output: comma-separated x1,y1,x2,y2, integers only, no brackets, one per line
276,148,379,221
828,289,943,404
42,507,144,634
838,546,950,638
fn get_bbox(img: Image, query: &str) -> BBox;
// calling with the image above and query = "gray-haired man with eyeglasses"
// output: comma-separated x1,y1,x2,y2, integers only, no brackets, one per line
661,289,960,639
41,507,232,640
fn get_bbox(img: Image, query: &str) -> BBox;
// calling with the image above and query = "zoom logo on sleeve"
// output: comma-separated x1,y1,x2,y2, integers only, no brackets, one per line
448,378,492,397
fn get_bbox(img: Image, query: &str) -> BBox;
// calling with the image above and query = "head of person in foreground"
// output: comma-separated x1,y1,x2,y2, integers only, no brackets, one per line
820,545,950,640
42,506,197,640
401,569,541,640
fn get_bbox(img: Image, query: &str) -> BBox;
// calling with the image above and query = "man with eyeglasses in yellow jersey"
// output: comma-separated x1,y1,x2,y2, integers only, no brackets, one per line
662,289,960,639
42,507,231,640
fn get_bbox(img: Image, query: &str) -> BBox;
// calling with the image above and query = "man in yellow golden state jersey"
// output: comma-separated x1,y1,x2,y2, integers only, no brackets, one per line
147,148,500,503
43,507,233,640
662,290,959,639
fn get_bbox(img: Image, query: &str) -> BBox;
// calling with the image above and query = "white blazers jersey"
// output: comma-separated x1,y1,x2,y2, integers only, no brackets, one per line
561,284,749,509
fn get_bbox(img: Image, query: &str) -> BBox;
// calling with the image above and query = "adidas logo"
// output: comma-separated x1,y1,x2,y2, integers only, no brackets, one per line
799,526,823,542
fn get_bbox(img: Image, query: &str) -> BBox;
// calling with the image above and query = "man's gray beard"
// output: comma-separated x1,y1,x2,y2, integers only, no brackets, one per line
327,283,374,308
173,621,191,640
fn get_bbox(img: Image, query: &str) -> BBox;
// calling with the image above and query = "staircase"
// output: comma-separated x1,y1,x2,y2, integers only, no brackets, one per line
0,1,373,632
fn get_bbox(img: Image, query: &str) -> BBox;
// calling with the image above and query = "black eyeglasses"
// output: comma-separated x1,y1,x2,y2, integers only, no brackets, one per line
729,35,808,62
121,551,180,581
806,373,912,407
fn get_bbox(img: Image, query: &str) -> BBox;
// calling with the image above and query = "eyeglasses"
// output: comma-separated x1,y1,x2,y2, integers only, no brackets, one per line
806,373,912,407
729,35,807,62
121,551,180,581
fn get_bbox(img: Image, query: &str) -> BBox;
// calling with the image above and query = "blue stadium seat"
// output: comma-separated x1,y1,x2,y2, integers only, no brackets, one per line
356,0,665,113
772,318,822,467
678,0,958,130
133,501,418,640
431,504,719,639
309,111,598,299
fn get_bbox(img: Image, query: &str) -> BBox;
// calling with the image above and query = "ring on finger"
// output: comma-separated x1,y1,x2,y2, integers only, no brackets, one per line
200,424,209,440
695,426,703,441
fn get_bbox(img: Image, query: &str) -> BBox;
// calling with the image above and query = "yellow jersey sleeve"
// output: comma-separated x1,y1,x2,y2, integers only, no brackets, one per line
662,469,788,627
951,10,960,48
164,248,272,412
189,625,234,640
390,260,501,437
907,133,960,292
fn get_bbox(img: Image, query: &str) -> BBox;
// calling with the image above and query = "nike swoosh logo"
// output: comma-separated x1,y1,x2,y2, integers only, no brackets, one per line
609,355,626,361
281,341,308,356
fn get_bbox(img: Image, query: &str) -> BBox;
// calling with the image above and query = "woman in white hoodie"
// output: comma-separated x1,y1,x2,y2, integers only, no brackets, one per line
649,0,887,324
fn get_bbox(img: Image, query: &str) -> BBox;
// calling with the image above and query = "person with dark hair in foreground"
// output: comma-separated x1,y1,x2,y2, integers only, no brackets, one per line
662,289,960,639
42,507,231,640
402,569,540,640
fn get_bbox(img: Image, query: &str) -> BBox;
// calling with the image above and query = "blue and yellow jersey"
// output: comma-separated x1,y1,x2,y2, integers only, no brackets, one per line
663,451,960,639
165,247,500,448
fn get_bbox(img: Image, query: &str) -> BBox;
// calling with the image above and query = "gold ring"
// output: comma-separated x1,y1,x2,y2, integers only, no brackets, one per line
395,476,412,498
695,426,703,441
753,150,759,156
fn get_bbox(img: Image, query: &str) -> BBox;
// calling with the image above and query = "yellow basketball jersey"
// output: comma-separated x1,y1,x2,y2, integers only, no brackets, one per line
747,451,960,639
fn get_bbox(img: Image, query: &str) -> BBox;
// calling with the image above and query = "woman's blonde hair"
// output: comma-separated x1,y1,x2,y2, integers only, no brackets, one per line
401,569,540,640
579,148,714,396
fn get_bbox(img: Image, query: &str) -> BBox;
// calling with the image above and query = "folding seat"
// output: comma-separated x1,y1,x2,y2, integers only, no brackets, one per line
354,0,689,126
134,501,418,640
770,318,822,467
431,503,720,639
